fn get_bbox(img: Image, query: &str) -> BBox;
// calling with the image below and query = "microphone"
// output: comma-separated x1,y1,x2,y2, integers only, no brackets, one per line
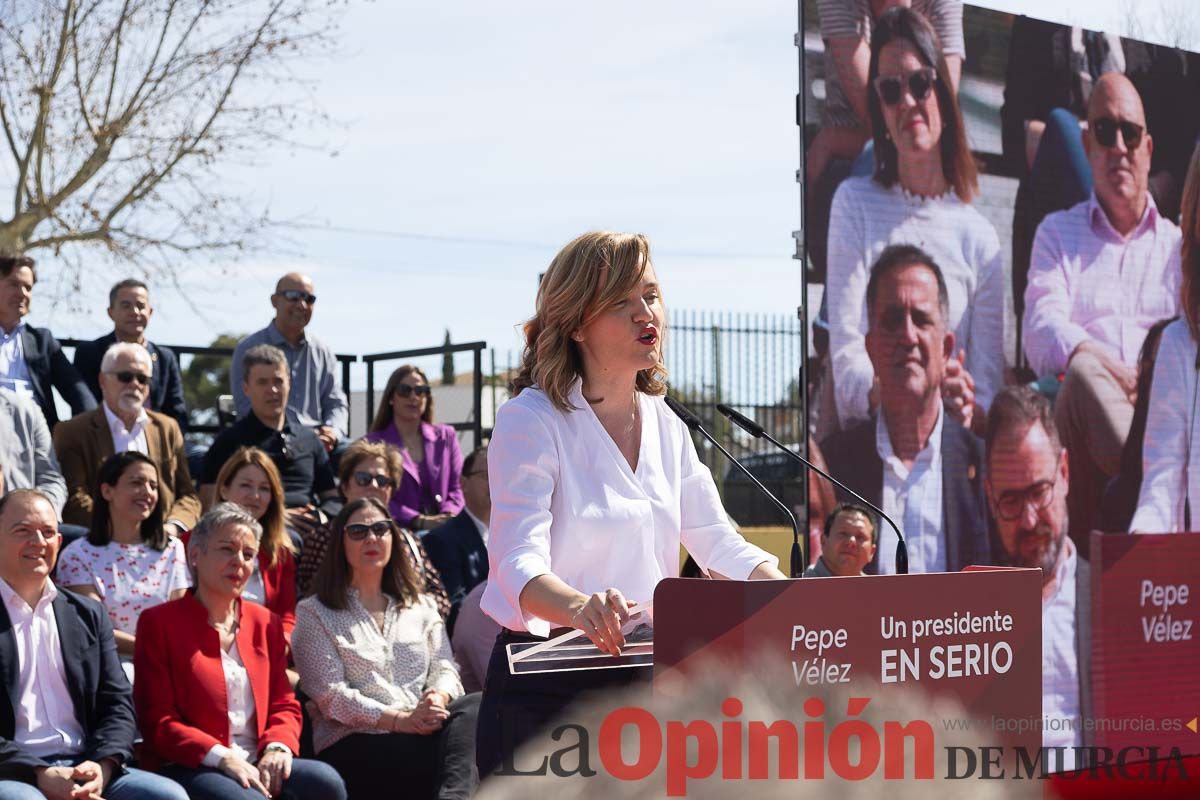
716,403,908,576
665,395,804,578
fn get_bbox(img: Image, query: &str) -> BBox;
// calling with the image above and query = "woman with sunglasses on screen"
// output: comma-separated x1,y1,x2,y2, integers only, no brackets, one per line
474,231,783,777
292,497,479,799
823,6,1002,437
295,439,450,618
365,364,465,532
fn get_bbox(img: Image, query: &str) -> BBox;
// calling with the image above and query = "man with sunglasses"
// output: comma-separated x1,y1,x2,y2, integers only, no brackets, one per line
984,386,1091,768
52,343,201,533
230,272,348,455
1023,73,1182,554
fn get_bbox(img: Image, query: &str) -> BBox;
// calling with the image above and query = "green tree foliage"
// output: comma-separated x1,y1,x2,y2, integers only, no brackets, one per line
182,334,242,426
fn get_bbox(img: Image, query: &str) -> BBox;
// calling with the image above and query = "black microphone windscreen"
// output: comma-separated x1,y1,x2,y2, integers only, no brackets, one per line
664,395,701,431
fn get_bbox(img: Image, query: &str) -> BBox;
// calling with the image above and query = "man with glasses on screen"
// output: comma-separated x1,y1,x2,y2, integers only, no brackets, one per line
985,386,1091,770
1022,73,1181,552
230,272,348,455
52,342,200,535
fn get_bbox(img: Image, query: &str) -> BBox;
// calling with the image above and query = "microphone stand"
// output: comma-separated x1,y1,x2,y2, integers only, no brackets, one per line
716,403,908,575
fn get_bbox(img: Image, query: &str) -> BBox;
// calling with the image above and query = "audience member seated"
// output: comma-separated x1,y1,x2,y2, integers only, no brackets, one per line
804,502,877,577
292,498,479,800
0,255,95,429
134,504,347,800
296,440,450,618
450,581,500,694
230,273,348,455
53,342,200,534
822,244,991,574
806,0,963,284
984,386,1091,769
365,365,464,531
202,343,339,548
1131,148,1200,534
56,452,190,683
209,447,298,641
823,6,1001,438
1023,73,1182,551
0,388,66,516
74,279,188,432
0,490,187,800
423,446,489,636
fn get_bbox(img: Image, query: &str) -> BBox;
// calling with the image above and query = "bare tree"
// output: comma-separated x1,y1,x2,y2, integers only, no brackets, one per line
0,0,343,281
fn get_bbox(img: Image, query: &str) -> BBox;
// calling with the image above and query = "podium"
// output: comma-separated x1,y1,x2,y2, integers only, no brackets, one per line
654,569,1044,756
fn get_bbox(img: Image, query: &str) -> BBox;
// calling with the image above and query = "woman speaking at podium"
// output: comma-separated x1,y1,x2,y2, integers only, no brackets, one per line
476,231,784,775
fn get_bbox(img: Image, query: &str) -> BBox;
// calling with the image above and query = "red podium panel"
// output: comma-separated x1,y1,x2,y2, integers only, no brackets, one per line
653,570,1041,753
1090,531,1200,754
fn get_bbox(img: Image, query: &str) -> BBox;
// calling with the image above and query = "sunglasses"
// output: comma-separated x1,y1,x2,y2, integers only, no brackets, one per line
344,520,395,541
395,384,432,398
1091,117,1144,150
109,371,151,386
278,289,317,305
873,67,937,106
353,471,395,489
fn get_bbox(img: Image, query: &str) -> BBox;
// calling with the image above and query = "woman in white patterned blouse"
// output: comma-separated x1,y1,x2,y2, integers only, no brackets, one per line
292,497,480,799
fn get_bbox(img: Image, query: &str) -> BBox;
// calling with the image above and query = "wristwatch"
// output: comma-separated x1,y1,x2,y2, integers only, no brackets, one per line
263,743,290,755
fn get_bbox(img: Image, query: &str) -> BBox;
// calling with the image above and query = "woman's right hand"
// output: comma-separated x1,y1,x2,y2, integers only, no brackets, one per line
570,588,633,655
393,703,449,735
219,753,271,797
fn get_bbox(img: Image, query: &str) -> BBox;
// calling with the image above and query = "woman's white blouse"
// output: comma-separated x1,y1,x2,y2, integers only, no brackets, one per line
480,381,778,636
1131,319,1200,533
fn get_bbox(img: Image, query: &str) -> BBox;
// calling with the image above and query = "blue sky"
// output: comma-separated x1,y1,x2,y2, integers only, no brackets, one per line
29,0,1185,385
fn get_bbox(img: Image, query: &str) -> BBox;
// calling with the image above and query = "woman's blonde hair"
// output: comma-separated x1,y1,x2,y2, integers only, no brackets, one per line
214,447,295,568
512,231,668,411
1181,144,1200,342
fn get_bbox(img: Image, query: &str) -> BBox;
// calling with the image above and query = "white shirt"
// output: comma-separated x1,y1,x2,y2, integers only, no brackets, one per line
0,578,85,759
827,177,1005,428
1042,539,1082,768
201,640,261,767
875,407,946,574
1131,319,1200,533
103,403,150,455
465,508,489,546
481,381,777,637
0,323,33,397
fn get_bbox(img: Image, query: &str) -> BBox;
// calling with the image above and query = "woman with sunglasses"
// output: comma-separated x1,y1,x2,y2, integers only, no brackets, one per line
365,365,464,532
476,231,783,777
57,451,191,682
210,446,299,641
296,439,450,618
292,497,479,799
824,6,1002,436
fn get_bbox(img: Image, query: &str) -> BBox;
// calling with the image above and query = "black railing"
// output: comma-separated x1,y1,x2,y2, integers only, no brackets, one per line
362,342,488,447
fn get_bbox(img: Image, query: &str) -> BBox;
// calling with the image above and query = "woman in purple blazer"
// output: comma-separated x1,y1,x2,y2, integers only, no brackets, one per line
364,365,464,531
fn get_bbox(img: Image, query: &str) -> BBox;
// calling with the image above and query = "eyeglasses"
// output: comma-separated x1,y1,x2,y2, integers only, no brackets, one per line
108,371,151,386
277,289,317,305
344,520,395,541
873,67,938,106
353,471,395,489
992,476,1058,521
395,384,432,398
1091,117,1144,150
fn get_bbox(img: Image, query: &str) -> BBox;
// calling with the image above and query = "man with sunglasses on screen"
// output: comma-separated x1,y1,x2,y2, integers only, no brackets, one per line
230,272,349,456
52,342,200,536
1022,73,1181,554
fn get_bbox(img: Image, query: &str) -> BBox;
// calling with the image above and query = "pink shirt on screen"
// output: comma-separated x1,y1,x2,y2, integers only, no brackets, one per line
1022,192,1181,376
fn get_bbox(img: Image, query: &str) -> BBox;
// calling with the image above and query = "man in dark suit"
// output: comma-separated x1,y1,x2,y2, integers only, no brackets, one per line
0,489,187,798
424,447,490,636
73,279,188,432
53,342,200,533
984,386,1091,766
0,256,94,429
821,244,991,574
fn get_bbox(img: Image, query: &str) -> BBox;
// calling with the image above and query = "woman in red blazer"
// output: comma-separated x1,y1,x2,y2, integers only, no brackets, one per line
211,447,298,640
134,503,345,800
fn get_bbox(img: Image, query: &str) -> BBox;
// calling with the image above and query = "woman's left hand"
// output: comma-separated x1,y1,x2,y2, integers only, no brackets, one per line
420,688,450,710
258,749,293,798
